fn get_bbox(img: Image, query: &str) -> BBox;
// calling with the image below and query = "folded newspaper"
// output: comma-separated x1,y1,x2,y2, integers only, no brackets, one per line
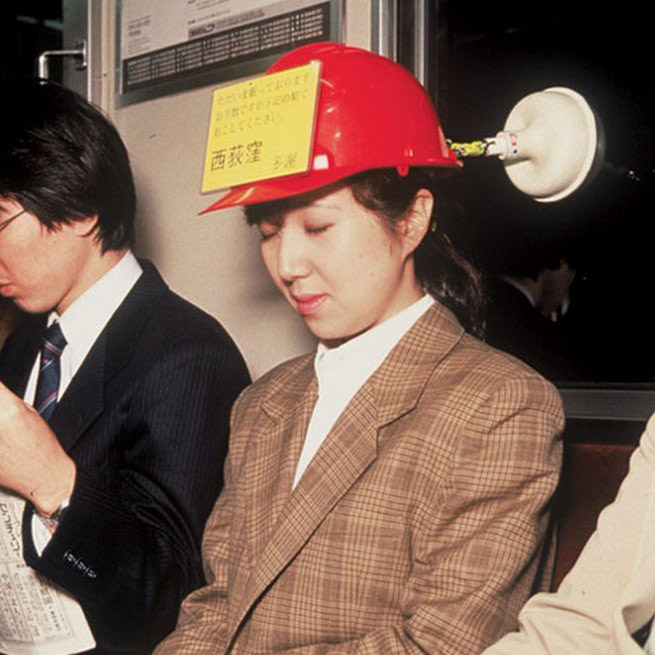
0,490,95,655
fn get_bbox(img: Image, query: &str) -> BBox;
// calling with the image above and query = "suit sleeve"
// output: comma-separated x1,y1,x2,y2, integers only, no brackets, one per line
156,374,563,655
482,414,655,655
153,388,253,653
22,338,250,653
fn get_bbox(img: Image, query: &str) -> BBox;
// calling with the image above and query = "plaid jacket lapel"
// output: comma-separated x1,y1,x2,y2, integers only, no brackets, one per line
243,359,318,564
369,301,465,427
225,356,317,641
227,302,465,645
227,380,379,645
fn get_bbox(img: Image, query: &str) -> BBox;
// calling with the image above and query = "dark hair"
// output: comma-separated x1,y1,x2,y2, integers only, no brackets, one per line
0,78,135,252
244,168,484,336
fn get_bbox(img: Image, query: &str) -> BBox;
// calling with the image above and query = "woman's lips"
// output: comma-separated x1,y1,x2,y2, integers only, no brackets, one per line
0,283,14,297
293,294,327,316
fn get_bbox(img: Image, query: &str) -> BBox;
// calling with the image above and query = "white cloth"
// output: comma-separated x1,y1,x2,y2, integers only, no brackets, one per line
293,294,434,489
500,275,536,307
24,251,143,405
27,251,142,554
483,412,655,655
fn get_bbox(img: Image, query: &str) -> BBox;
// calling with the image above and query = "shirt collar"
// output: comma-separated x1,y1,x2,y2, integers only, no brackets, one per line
500,275,536,307
314,294,435,396
49,251,143,367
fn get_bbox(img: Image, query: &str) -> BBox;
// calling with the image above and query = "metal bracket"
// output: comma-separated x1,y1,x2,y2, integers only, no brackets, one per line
371,0,398,61
413,0,428,87
38,39,87,80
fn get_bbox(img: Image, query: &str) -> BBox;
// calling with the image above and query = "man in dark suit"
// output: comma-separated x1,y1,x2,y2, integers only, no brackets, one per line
0,79,250,654
484,252,577,381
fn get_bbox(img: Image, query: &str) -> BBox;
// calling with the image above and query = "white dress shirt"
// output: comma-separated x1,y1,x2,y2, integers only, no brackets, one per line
293,294,434,489
24,251,143,405
500,275,536,308
27,251,142,553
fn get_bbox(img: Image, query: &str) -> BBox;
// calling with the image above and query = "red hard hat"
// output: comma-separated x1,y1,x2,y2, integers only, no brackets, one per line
202,42,460,213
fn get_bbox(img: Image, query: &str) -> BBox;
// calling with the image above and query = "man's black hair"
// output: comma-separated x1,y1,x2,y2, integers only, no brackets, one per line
0,78,135,252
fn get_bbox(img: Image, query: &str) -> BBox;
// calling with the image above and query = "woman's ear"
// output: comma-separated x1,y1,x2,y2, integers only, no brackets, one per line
398,189,433,257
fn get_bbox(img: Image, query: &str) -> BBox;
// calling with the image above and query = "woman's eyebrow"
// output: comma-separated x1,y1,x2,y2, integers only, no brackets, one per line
306,201,342,210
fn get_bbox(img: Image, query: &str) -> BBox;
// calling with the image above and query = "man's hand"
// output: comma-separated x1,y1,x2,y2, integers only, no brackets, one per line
0,381,75,515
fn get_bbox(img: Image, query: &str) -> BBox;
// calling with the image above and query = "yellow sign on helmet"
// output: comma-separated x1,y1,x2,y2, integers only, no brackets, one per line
201,61,321,194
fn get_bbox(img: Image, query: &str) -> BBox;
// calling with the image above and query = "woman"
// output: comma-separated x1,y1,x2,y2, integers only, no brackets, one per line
156,43,563,655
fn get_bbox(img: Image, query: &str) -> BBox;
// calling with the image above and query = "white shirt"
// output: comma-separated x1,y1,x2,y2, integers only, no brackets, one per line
27,251,143,553
293,294,434,489
24,251,143,406
500,275,536,308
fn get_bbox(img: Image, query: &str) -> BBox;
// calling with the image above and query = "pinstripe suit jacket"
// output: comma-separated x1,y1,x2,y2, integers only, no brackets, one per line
156,301,563,655
0,262,250,655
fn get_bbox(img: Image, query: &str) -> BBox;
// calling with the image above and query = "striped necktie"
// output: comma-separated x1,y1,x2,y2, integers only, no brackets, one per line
34,322,67,422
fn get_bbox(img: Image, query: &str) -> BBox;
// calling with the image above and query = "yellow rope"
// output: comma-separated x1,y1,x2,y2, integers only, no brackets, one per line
447,140,489,158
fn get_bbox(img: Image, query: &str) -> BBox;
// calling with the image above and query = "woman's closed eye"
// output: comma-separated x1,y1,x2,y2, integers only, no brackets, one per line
305,223,332,236
258,222,278,241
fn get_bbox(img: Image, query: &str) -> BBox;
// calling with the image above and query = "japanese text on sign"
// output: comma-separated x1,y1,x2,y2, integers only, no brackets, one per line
202,61,321,192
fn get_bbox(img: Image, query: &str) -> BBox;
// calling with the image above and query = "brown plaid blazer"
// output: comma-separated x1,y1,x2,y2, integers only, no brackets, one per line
156,302,563,655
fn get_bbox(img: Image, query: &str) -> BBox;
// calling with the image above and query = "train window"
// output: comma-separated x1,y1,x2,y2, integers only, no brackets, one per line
411,1,655,425
1,2,63,81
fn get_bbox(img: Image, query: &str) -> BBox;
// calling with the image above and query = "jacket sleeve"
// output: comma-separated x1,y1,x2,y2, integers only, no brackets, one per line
154,388,252,653
156,373,563,655
22,338,250,654
482,414,655,655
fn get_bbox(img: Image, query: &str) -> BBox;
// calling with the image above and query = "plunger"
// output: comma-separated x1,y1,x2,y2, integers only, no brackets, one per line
450,87,605,202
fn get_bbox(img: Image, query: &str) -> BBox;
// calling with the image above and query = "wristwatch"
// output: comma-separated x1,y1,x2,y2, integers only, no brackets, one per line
39,497,70,533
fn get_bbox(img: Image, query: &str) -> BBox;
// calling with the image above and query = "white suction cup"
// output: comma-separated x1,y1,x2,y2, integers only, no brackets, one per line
493,87,601,202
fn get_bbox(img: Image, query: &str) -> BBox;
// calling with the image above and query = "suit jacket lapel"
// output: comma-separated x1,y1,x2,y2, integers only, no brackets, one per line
369,301,465,427
48,335,106,452
48,261,168,452
228,301,465,642
243,358,318,564
251,381,378,584
225,356,317,638
0,312,104,452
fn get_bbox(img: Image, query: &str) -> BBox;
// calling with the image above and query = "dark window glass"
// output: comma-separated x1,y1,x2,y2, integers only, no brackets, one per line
428,1,655,387
1,1,63,81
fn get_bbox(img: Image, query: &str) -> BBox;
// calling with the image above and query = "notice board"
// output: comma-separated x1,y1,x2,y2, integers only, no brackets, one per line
116,0,341,106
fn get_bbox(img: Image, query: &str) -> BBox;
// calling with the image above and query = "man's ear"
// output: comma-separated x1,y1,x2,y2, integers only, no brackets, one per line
71,215,99,238
398,189,433,257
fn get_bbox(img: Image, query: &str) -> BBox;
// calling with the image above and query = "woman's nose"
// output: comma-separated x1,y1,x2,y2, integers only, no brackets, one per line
276,231,310,282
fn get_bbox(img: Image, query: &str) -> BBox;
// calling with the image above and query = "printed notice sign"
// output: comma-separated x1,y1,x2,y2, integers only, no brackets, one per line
117,0,337,106
201,61,321,192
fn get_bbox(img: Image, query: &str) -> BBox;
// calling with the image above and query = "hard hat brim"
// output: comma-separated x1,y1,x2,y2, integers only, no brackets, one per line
201,159,461,214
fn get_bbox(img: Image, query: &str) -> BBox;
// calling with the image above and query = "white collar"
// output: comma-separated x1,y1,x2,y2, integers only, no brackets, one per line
314,294,435,397
292,294,435,489
49,251,143,369
500,275,536,308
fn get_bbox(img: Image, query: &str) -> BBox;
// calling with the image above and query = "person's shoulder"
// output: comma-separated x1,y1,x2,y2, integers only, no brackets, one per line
129,260,236,347
245,352,313,395
232,352,314,413
152,287,235,344
110,279,247,382
638,412,655,454
439,331,562,414
459,331,549,377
